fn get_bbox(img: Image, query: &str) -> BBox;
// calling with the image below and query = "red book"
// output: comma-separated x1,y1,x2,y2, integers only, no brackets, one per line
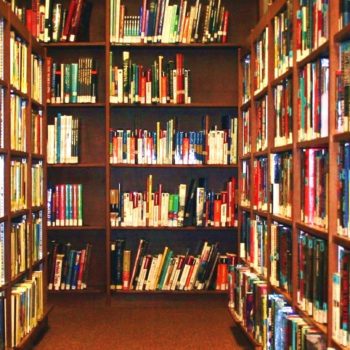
26,10,33,34
62,0,78,41
69,0,85,42
76,248,86,289
222,11,229,43
176,53,184,104
213,194,221,227
46,57,52,103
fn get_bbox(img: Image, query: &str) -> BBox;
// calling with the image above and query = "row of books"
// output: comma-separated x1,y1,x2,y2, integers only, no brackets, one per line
228,266,327,349
333,245,350,347
31,110,43,155
336,41,350,133
47,114,79,164
273,2,293,79
297,231,328,324
274,78,293,147
47,184,83,226
270,222,292,294
10,94,26,152
10,32,27,95
11,215,30,278
109,116,237,165
0,20,3,80
241,109,250,155
31,54,43,104
298,58,329,142
110,51,190,105
240,160,250,207
252,157,268,212
301,148,328,229
48,241,92,291
32,212,43,264
241,55,250,104
46,0,91,43
270,152,293,219
111,238,235,291
110,176,236,228
0,157,3,218
254,27,268,93
0,224,4,286
338,143,350,238
47,57,98,104
239,214,268,278
10,159,27,212
296,0,329,62
110,0,229,44
11,270,44,347
255,95,268,152
31,162,43,207
0,89,3,149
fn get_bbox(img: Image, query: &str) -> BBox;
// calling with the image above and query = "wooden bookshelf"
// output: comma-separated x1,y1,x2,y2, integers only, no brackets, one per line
43,0,259,301
235,0,346,348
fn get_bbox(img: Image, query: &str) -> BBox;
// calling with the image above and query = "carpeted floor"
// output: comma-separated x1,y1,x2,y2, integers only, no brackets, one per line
35,294,253,350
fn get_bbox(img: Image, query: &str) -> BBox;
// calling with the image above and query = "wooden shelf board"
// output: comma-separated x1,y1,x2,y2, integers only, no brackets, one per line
269,285,292,303
0,1,9,20
47,103,105,108
0,215,7,223
31,99,44,109
110,164,238,169
111,226,237,231
10,150,29,158
110,103,237,108
240,153,251,161
252,209,269,218
334,23,350,43
31,37,45,57
110,43,239,49
296,137,329,149
31,205,45,212
48,225,105,231
239,257,267,281
0,78,7,87
332,338,349,350
45,41,106,47
271,144,293,153
271,214,293,226
9,85,29,100
32,153,44,160
0,148,6,154
11,270,28,285
48,163,105,168
239,205,251,212
333,235,350,249
334,132,350,143
111,289,227,295
253,150,268,158
228,308,263,349
296,222,329,240
296,41,329,67
295,306,328,336
253,86,268,100
14,306,51,350
10,209,29,219
240,99,251,110
271,67,293,87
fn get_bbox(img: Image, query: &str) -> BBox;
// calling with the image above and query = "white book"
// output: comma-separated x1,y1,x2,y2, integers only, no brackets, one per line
161,193,169,226
117,69,123,103
187,257,200,290
145,256,158,290
150,253,163,290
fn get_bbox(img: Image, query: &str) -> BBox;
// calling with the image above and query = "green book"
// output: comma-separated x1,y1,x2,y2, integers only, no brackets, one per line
64,63,71,103
70,63,78,103
158,250,173,290
78,184,83,226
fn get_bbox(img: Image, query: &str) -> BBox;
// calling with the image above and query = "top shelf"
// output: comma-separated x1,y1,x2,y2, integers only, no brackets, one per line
334,23,350,43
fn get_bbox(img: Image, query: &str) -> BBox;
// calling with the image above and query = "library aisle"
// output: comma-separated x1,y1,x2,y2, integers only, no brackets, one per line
36,294,252,350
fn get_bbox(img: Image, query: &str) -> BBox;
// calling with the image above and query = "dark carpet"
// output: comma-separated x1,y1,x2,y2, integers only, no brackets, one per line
35,294,253,350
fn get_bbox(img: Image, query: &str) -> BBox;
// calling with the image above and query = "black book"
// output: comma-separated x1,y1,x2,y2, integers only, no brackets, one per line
183,178,198,226
115,239,125,290
77,1,92,42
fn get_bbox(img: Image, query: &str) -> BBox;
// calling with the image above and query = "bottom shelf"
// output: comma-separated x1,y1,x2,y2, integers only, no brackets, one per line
227,308,263,349
15,304,53,350
111,289,227,295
